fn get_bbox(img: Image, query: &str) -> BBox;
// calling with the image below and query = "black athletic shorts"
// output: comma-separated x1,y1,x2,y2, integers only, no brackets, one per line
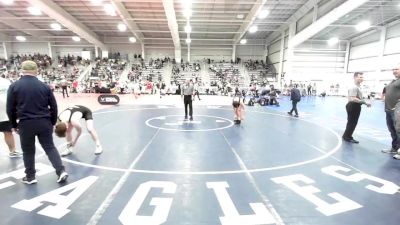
0,121,12,132
80,106,93,120
232,101,240,108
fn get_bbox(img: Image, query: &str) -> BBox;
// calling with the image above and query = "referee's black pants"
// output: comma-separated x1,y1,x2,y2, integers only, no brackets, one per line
184,95,193,117
343,102,361,140
19,118,65,178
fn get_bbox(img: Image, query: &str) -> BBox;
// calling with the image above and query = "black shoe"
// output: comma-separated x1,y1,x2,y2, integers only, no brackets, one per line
189,117,193,121
343,137,359,144
57,171,68,183
184,115,188,120
22,176,37,185
287,112,292,116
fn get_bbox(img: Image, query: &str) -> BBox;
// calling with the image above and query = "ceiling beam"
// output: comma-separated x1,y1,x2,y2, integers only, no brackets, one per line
265,0,322,44
29,0,107,49
0,10,51,38
111,0,144,44
289,0,369,48
161,0,181,50
233,0,267,44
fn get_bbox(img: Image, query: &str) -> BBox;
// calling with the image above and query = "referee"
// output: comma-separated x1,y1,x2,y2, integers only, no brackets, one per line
181,79,194,121
6,60,68,184
342,72,371,143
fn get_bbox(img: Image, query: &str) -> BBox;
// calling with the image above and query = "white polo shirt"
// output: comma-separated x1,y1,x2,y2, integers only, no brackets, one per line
0,77,11,122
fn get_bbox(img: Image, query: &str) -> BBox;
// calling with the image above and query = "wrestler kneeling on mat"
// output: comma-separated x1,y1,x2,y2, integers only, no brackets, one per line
232,93,245,124
55,105,103,156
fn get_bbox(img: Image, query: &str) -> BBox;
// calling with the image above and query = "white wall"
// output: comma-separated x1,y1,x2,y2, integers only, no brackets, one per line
286,40,347,81
347,22,400,93
146,48,174,60
108,44,142,55
348,22,400,74
236,45,264,60
190,48,231,61
11,42,49,55
55,47,86,57
267,38,284,71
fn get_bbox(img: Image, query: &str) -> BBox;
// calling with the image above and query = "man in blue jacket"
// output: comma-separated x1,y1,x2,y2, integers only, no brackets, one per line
6,60,68,184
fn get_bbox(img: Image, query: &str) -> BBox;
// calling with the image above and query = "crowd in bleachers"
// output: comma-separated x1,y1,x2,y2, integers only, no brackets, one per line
1,55,290,98
208,63,243,95
79,58,127,94
0,54,53,71
58,54,90,67
244,59,268,71
0,54,87,91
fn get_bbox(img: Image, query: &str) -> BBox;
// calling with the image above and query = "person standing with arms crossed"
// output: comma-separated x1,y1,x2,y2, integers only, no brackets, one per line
342,72,371,144
181,79,194,121
6,60,68,184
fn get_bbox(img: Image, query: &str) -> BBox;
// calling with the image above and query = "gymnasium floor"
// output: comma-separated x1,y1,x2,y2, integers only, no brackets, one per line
1,93,399,225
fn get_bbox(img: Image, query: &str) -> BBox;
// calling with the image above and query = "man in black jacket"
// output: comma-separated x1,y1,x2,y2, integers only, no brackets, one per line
288,84,301,117
6,60,68,184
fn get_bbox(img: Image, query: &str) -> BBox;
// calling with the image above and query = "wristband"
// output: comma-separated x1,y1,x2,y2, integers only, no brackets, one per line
360,100,366,105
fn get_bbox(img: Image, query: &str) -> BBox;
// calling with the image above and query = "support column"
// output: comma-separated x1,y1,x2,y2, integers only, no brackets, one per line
2,42,9,60
312,2,318,23
94,46,99,58
48,42,52,58
232,44,236,62
141,43,145,60
187,45,191,63
377,26,387,73
278,32,285,87
175,47,181,64
344,41,350,74
285,22,296,79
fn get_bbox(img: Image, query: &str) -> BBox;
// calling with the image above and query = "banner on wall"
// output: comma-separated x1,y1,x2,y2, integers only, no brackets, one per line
98,95,120,105
81,51,91,60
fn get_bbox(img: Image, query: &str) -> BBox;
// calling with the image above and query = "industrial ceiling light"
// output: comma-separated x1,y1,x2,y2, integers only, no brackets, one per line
182,0,192,8
240,39,247,44
183,8,192,18
72,36,81,42
356,21,371,31
27,6,42,16
1,0,14,5
258,10,269,19
16,36,26,41
186,38,191,44
249,25,258,33
91,0,102,5
184,24,192,33
118,23,127,32
104,3,116,16
129,37,137,43
236,14,244,19
50,23,62,31
327,37,339,45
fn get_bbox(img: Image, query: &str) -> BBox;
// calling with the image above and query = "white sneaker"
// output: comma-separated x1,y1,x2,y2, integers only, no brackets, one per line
57,171,68,183
61,148,73,157
393,154,400,160
9,151,22,158
95,145,103,155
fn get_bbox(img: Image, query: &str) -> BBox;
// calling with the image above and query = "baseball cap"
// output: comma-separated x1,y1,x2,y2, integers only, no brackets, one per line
21,60,38,73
